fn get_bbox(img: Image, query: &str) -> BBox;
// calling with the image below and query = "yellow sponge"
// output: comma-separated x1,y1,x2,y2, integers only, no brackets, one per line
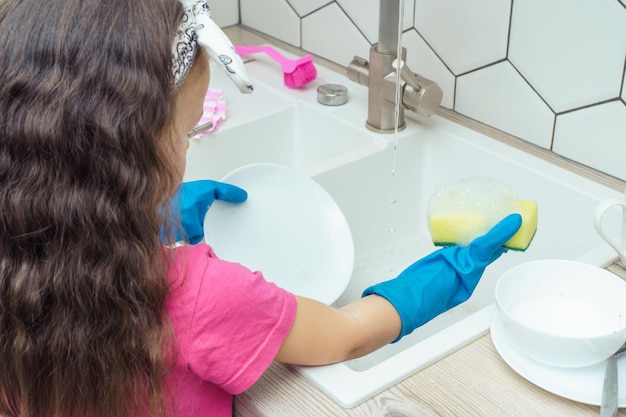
429,199,538,251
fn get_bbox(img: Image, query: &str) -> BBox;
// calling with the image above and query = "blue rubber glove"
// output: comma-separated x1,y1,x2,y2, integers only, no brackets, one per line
165,180,247,244
362,213,522,342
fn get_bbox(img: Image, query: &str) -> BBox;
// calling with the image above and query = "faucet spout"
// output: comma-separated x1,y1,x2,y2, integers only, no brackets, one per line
346,0,443,133
378,0,401,54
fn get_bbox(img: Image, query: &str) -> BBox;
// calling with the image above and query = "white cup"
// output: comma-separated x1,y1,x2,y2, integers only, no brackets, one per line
594,192,626,265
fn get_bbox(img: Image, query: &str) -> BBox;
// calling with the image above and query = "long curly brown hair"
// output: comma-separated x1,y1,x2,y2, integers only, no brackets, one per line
0,1,185,416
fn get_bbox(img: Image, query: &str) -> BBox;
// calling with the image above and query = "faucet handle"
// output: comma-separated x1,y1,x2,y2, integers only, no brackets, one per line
393,59,443,117
403,74,443,117
347,56,370,86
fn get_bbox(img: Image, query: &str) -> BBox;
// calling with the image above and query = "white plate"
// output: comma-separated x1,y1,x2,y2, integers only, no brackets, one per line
491,315,626,406
203,163,354,305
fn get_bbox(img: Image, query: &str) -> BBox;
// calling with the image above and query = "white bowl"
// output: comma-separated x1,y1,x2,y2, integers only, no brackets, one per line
203,163,354,305
495,259,626,368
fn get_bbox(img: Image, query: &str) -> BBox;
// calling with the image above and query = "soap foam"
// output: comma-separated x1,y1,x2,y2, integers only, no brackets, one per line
428,177,519,246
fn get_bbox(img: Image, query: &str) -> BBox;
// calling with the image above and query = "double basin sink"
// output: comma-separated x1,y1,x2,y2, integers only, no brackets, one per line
184,50,623,408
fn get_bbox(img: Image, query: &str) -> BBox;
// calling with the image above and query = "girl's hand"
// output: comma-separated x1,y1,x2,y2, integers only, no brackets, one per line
362,213,522,341
165,180,247,244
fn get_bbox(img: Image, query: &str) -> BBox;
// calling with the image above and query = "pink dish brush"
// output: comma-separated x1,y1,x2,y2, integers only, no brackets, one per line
235,45,317,89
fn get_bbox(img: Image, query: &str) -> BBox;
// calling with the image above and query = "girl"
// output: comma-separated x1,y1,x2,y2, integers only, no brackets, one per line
0,1,521,416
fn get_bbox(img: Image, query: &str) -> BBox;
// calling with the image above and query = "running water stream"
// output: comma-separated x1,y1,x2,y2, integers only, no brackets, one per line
386,0,405,271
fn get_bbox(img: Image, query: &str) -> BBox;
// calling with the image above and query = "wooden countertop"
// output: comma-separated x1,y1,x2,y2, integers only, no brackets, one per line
235,334,625,416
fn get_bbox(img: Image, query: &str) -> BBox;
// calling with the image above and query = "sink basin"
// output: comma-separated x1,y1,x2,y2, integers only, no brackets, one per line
184,58,386,181
185,49,623,408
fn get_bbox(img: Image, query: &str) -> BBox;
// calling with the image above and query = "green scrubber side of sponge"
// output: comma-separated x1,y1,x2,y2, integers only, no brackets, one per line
429,199,538,251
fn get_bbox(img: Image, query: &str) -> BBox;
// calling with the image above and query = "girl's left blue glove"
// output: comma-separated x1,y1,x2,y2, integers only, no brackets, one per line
362,213,522,342
164,180,247,244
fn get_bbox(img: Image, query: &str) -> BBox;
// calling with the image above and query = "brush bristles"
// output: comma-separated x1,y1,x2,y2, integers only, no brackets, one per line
283,61,318,89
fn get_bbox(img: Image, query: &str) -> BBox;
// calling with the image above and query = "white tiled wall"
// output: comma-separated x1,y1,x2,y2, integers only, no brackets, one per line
209,0,239,26
213,0,626,182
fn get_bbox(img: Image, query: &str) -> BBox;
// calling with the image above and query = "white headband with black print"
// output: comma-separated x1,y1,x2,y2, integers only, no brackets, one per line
172,0,253,93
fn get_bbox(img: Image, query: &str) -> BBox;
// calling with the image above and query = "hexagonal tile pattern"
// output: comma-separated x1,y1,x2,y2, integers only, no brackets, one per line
554,102,626,180
509,0,626,113
240,0,301,47
622,67,626,102
302,3,371,66
236,0,626,181
414,0,511,75
456,62,555,148
288,0,333,17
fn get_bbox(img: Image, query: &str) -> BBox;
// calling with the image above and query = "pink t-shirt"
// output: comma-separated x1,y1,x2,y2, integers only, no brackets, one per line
164,243,297,417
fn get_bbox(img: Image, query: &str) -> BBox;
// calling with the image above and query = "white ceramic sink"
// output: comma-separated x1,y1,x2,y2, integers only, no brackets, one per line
184,49,623,408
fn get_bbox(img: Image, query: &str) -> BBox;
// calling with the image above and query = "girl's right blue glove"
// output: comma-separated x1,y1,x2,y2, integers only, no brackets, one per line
362,213,522,342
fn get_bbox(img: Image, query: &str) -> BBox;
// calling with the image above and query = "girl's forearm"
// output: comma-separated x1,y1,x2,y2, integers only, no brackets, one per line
274,295,401,366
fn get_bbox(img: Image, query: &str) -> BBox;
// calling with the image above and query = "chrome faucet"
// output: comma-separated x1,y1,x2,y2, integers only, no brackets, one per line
347,0,443,133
